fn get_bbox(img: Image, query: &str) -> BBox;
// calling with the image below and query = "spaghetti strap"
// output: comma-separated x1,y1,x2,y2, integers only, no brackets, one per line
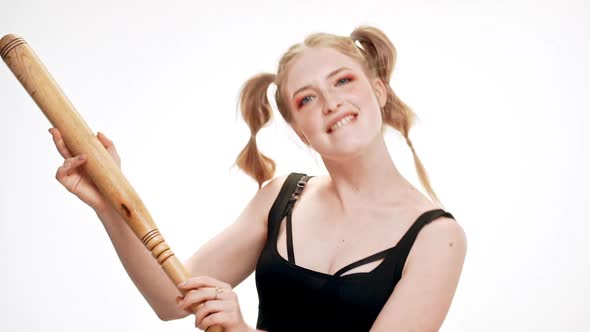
396,209,455,251
333,248,391,277
394,209,456,275
332,210,455,276
286,204,296,263
266,173,307,235
285,175,313,264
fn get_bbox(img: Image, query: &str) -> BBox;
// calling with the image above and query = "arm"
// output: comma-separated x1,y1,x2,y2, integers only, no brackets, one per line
369,217,467,332
96,174,288,321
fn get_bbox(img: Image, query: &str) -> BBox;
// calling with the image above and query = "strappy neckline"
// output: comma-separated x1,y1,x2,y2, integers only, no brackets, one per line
273,208,447,279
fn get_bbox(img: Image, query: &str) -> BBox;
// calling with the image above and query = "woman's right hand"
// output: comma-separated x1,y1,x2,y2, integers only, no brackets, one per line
50,127,121,212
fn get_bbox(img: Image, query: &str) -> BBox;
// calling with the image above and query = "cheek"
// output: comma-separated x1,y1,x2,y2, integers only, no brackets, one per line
347,83,375,104
353,90,378,112
355,89,384,126
293,114,320,136
306,118,325,135
365,87,383,110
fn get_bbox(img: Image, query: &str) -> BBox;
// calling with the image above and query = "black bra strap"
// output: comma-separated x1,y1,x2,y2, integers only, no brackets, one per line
396,209,455,252
286,204,296,264
334,210,455,276
394,209,455,276
267,173,306,235
285,174,313,264
333,249,390,277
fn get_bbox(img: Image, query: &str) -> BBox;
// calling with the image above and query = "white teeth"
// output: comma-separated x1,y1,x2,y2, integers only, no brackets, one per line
330,115,355,132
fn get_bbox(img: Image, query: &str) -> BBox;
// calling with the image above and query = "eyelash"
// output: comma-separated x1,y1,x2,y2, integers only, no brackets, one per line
297,76,354,108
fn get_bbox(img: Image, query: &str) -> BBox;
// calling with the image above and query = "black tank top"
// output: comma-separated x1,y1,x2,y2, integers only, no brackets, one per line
255,173,455,331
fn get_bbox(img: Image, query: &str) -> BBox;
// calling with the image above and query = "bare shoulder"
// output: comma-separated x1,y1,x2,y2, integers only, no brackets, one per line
257,174,290,199
419,214,466,250
404,187,466,254
371,209,467,331
404,211,467,276
251,174,291,226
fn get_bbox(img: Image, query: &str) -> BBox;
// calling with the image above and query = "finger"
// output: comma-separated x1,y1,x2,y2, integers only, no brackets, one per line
65,155,88,176
178,287,217,310
97,131,121,164
49,128,74,159
175,296,193,314
61,155,88,177
199,312,228,331
178,276,231,291
97,131,115,149
195,300,225,328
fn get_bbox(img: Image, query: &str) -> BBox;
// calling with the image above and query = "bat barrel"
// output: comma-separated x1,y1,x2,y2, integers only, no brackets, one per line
1,34,26,59
1,34,223,332
1,33,156,240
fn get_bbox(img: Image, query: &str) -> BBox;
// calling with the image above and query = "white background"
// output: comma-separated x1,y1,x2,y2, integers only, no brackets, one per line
1,0,589,331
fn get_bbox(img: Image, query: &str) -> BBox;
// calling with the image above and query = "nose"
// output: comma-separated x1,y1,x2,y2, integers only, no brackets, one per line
323,92,343,115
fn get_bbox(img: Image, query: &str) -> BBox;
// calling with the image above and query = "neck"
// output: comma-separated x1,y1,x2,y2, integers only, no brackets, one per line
321,135,416,212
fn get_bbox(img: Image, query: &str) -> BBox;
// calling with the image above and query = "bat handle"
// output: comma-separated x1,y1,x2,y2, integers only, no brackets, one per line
143,229,224,332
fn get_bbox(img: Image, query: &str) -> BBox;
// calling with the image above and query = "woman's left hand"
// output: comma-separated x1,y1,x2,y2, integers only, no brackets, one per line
177,276,250,332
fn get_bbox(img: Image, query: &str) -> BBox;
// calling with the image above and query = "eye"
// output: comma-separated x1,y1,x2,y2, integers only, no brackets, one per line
336,76,353,86
295,76,353,109
297,95,314,108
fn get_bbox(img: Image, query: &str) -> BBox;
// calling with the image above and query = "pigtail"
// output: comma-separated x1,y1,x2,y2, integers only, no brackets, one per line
350,26,395,82
352,26,444,208
234,73,277,189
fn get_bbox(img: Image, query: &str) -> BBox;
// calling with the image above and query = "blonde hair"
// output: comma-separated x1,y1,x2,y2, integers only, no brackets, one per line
234,26,443,208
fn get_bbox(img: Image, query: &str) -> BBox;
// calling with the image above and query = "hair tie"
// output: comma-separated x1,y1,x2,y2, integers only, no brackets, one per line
352,38,365,51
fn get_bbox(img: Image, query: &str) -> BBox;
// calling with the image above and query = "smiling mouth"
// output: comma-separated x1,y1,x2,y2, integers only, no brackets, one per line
327,114,358,134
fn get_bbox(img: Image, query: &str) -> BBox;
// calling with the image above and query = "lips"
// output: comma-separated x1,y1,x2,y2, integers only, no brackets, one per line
326,112,358,133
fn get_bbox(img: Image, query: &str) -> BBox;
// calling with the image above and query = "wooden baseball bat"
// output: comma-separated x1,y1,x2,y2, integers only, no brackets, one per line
0,34,222,332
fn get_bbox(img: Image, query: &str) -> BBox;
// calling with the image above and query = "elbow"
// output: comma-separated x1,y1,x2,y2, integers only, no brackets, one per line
156,312,177,322
157,312,174,321
156,308,190,321
155,309,173,321
159,315,176,322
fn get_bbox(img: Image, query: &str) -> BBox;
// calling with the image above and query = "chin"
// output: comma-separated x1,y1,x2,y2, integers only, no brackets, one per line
316,138,372,162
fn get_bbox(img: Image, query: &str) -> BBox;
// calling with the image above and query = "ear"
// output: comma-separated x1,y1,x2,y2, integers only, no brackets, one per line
372,77,387,108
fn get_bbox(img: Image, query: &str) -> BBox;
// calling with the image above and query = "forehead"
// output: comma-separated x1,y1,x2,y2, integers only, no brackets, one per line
285,47,364,96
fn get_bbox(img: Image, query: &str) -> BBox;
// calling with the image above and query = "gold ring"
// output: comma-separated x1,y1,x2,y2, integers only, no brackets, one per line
214,286,224,299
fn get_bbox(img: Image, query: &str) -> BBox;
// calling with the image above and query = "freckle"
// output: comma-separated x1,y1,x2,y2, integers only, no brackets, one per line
449,242,454,247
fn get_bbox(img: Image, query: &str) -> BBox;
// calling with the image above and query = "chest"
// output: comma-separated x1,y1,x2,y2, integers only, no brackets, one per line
275,198,424,277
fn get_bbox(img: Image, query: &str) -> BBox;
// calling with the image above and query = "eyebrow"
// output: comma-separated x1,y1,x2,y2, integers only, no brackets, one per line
291,67,352,100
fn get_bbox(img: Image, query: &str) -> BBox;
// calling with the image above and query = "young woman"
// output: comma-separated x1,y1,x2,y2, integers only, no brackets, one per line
49,25,466,332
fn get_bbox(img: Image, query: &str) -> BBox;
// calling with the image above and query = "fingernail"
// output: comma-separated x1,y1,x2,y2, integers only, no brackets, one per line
179,281,187,287
78,155,86,160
